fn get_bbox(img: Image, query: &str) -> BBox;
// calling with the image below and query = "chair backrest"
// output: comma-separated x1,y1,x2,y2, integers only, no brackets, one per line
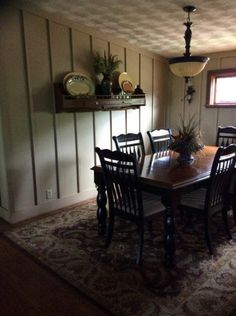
206,144,236,211
112,132,145,162
95,147,143,221
216,126,236,147
147,128,172,155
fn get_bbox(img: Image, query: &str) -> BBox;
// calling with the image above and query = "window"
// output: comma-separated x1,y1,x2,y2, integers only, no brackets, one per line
206,68,236,107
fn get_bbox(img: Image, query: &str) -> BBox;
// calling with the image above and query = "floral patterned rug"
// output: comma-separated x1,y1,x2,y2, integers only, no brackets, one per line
5,201,236,316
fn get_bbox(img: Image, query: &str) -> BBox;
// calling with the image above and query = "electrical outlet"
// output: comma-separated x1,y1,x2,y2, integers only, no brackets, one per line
46,189,53,199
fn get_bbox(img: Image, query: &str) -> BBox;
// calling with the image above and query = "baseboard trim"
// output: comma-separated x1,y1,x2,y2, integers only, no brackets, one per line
1,190,97,224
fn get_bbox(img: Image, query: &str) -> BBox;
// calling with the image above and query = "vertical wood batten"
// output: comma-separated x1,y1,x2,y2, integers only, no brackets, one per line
140,54,153,150
126,48,139,133
73,113,80,193
153,58,168,129
70,28,80,193
21,10,38,205
92,111,96,163
0,5,11,210
109,42,117,146
72,30,94,191
215,58,221,140
108,41,112,149
92,38,111,163
110,43,126,145
89,34,97,166
124,47,128,134
138,53,141,132
198,72,203,129
109,110,113,150
47,20,60,199
50,22,77,198
153,57,158,129
151,58,154,130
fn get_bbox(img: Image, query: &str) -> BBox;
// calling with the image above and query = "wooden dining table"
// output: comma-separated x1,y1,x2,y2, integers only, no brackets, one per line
92,145,219,267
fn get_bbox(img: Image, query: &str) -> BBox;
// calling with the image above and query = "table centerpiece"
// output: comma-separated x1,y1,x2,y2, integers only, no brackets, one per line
93,51,122,96
169,114,204,163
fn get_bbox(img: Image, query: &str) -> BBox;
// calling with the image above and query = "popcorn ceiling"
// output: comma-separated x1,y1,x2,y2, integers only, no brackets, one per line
25,0,236,57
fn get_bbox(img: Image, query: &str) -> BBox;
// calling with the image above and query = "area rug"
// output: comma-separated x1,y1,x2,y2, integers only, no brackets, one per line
5,201,236,316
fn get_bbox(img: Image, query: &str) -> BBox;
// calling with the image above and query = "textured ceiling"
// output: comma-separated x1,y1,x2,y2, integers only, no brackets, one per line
25,0,236,57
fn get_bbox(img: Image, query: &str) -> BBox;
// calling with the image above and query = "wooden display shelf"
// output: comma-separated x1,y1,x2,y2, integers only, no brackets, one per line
54,83,146,113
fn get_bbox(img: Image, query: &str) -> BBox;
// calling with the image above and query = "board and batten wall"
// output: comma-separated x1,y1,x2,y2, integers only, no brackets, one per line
167,50,236,145
0,3,168,223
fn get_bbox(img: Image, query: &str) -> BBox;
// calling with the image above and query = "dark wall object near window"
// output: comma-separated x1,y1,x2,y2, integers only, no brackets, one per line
206,68,236,108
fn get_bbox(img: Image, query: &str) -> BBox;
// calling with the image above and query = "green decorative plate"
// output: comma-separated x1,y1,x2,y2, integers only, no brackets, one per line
64,73,95,96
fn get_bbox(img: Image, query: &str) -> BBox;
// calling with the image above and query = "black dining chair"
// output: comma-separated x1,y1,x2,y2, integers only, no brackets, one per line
216,126,236,147
95,147,165,264
216,126,236,224
147,128,172,155
112,132,145,163
113,131,161,198
180,144,236,254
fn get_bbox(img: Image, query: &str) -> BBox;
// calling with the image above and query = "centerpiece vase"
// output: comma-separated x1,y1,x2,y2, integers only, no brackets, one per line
177,152,194,164
101,73,112,96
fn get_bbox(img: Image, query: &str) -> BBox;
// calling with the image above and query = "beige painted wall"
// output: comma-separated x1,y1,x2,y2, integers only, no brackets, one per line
0,2,168,222
167,51,236,145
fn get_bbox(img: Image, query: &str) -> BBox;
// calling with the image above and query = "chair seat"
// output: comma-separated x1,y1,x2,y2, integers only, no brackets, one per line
181,188,207,210
142,192,165,217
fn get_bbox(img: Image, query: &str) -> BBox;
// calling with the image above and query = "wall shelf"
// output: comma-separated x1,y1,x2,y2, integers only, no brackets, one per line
54,83,146,113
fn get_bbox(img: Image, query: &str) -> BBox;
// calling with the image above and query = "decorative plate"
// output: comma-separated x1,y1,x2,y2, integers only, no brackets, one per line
63,72,77,88
64,73,95,96
118,72,134,93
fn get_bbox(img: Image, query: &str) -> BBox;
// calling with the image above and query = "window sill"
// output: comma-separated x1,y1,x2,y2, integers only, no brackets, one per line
205,103,236,108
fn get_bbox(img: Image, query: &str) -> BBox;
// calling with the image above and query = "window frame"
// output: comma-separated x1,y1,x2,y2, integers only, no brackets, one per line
206,68,236,108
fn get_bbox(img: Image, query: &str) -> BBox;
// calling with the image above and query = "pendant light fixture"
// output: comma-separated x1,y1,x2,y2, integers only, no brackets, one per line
169,5,209,82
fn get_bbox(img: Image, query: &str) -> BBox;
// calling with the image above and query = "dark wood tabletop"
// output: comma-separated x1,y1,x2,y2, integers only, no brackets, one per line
139,145,218,190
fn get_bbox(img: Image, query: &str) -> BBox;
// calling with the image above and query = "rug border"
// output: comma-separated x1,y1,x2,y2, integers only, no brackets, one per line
2,234,113,316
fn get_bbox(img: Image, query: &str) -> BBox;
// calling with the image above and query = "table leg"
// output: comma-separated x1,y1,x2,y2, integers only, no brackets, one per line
162,195,176,267
96,182,107,235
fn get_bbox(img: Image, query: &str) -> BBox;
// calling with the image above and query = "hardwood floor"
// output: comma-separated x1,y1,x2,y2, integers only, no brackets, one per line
0,218,108,316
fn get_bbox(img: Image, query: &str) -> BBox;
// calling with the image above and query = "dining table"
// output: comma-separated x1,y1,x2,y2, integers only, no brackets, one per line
91,145,219,267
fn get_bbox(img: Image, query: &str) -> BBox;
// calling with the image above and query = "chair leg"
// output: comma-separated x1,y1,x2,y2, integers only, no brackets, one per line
222,208,232,240
136,223,144,265
232,195,236,225
204,214,213,255
183,209,194,232
105,214,114,247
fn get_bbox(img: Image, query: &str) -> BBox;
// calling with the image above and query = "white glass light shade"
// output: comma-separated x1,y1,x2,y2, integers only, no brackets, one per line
169,56,209,78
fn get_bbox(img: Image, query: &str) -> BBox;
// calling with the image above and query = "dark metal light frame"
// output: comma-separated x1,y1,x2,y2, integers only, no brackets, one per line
169,5,209,82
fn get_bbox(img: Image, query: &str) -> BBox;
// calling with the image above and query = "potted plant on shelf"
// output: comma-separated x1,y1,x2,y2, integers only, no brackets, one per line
93,51,122,96
169,114,203,163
